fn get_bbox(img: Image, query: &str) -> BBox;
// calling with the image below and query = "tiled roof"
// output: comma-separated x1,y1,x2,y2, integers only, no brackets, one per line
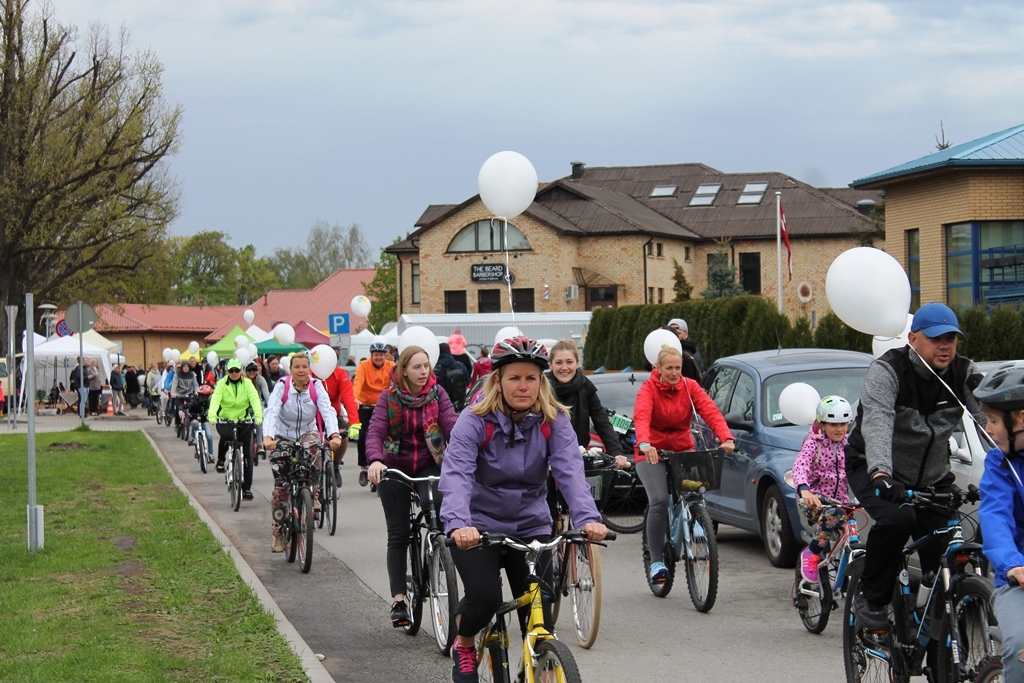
80,269,378,342
851,123,1024,187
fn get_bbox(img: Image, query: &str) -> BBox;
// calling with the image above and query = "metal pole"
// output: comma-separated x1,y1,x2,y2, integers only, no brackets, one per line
776,191,783,314
6,305,14,430
78,302,85,428
26,292,42,550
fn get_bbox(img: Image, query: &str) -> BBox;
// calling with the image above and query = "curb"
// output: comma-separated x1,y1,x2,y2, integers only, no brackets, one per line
142,431,334,683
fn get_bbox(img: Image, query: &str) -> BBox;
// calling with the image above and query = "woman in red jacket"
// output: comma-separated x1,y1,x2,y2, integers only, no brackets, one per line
633,345,736,584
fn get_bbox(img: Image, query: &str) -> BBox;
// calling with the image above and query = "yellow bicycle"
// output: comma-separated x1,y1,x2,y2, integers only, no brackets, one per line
463,530,615,683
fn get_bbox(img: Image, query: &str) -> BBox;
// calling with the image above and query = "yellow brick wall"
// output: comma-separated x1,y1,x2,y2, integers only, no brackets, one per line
106,333,209,370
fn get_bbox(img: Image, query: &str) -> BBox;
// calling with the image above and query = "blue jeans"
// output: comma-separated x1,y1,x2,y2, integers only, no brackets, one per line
992,584,1024,680
77,387,89,418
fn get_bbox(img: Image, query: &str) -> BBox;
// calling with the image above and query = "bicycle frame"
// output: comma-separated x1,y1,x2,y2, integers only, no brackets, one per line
796,502,865,601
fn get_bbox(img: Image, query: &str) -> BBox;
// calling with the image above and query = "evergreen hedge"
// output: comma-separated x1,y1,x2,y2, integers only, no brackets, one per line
583,296,1020,370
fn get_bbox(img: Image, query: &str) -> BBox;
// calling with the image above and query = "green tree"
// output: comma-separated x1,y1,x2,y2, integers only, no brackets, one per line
172,232,238,305
363,246,397,333
0,1,181,341
671,257,693,301
270,220,372,289
234,244,282,305
700,239,746,299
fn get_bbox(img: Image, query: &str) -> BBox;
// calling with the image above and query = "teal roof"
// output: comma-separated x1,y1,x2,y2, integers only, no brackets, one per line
851,123,1024,187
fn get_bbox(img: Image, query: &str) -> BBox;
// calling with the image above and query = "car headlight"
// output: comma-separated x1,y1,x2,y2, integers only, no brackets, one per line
783,469,795,489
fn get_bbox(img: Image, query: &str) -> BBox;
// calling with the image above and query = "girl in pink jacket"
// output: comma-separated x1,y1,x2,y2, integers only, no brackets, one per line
793,395,853,584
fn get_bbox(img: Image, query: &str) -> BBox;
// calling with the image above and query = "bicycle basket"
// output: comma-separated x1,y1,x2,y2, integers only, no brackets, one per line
665,449,725,493
582,454,617,510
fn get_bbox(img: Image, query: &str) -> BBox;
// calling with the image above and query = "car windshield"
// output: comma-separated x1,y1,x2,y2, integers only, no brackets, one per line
762,368,868,427
590,374,646,416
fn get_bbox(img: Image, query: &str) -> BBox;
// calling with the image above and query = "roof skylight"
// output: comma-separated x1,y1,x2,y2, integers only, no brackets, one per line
688,183,722,206
650,185,677,198
737,181,769,205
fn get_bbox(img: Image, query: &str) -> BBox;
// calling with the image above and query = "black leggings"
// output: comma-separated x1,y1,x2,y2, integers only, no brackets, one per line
451,534,552,639
357,405,374,467
377,463,443,597
216,422,255,490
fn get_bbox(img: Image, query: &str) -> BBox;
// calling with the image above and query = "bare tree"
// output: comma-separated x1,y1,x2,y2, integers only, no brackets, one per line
270,221,372,288
0,0,180,340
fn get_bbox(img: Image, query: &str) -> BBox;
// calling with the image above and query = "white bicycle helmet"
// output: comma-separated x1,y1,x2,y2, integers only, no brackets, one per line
816,395,853,424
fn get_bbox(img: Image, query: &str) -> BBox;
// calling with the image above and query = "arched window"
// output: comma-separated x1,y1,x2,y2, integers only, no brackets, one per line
447,220,532,253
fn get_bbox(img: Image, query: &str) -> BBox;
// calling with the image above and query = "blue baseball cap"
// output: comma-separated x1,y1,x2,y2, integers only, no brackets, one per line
911,303,962,338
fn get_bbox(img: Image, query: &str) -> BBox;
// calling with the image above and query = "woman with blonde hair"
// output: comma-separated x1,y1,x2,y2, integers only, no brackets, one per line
633,344,735,585
366,345,457,628
440,335,608,683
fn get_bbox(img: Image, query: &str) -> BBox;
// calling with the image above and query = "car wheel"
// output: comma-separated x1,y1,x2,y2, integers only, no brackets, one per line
761,484,799,568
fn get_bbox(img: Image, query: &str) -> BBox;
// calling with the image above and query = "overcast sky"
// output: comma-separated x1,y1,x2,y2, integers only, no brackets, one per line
55,0,1024,259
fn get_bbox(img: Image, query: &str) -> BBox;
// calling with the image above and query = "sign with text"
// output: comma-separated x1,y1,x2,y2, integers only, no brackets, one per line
329,313,350,335
471,263,514,283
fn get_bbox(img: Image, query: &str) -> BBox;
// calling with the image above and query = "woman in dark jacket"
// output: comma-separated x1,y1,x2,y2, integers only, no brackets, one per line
546,340,628,468
366,345,458,628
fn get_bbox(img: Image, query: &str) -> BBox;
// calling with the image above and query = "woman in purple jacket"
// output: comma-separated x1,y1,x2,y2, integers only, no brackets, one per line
367,345,458,628
440,336,608,683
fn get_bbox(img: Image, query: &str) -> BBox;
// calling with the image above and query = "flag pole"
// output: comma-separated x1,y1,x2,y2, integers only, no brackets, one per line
776,191,783,314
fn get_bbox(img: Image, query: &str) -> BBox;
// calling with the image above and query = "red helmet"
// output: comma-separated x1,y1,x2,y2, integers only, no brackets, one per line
490,335,549,371
197,384,214,396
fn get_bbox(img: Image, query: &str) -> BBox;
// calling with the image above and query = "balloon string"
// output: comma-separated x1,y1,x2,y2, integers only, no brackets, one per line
504,218,515,327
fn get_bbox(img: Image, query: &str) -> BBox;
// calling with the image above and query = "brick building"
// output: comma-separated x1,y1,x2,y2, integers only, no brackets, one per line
388,163,880,323
851,123,1024,310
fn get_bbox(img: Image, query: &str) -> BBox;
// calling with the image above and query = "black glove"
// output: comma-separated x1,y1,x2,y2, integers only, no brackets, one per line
873,475,908,503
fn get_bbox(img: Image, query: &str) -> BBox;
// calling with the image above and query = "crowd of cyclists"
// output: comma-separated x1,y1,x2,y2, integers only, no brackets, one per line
137,302,1024,683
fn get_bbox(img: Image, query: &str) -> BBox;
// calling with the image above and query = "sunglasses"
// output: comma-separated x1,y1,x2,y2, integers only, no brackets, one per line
228,368,242,373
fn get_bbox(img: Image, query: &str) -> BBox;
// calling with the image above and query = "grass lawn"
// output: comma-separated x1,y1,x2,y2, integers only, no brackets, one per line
0,429,308,682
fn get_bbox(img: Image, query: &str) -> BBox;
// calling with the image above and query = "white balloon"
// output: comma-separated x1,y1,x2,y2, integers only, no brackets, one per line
188,340,200,354
778,383,821,426
274,323,296,346
206,351,219,367
279,355,291,375
494,326,522,346
247,343,258,359
399,326,441,366
310,344,338,379
350,295,372,318
234,347,252,366
171,348,181,361
477,151,538,219
234,334,249,349
162,347,173,362
643,329,683,367
872,313,915,358
826,247,911,337
243,309,255,324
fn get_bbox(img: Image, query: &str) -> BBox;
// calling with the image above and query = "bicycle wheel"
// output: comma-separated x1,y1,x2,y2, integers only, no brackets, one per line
324,465,338,536
286,490,299,564
550,542,568,626
403,533,423,635
534,639,583,683
571,541,602,649
973,657,1004,683
843,557,896,683
196,435,208,475
428,538,459,655
230,447,242,512
684,502,719,613
602,469,646,534
641,511,675,598
795,561,832,635
316,468,327,529
297,488,314,574
935,575,998,682
476,623,509,683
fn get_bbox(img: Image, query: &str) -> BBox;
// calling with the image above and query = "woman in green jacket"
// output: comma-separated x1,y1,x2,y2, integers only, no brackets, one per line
208,358,263,499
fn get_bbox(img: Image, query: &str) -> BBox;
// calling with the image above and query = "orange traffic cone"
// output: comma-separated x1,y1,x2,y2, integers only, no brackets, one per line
106,396,114,416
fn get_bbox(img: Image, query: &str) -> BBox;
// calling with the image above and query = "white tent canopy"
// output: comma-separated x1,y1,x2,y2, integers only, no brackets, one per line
21,330,46,351
29,334,113,393
246,324,269,341
82,329,120,353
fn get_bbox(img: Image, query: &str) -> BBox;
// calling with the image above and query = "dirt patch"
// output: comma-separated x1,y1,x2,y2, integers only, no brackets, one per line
115,536,137,551
115,559,143,576
48,441,89,451
88,482,102,491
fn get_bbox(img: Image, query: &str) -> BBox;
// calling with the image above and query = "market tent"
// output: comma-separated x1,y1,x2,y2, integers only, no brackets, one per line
293,321,329,349
21,330,46,351
203,325,252,358
254,338,306,355
82,329,119,353
246,324,269,341
29,334,112,394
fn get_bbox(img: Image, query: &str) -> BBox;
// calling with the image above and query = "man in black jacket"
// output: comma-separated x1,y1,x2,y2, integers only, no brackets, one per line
434,343,470,410
667,318,703,381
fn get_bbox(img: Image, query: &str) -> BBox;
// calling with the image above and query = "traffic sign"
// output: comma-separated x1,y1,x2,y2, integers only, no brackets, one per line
55,319,71,337
328,313,350,335
65,301,96,333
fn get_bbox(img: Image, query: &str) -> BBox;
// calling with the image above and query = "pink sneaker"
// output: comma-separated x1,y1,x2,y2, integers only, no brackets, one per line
800,547,820,583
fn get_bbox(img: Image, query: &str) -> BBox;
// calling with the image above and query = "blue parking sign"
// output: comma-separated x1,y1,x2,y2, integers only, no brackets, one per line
329,313,350,334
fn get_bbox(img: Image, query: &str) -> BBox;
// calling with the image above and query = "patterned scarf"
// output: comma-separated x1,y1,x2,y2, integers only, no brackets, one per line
383,375,446,463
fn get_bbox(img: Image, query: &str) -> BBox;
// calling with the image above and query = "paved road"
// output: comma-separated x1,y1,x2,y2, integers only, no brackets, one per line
20,414,852,681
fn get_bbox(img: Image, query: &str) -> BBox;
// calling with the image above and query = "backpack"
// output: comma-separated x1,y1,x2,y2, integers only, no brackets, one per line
445,365,468,408
278,376,325,436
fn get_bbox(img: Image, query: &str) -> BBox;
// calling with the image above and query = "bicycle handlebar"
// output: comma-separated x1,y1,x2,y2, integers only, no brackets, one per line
379,466,441,484
906,484,980,508
444,528,617,549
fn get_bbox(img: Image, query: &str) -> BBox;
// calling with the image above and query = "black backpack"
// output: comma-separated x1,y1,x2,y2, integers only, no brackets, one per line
444,364,468,408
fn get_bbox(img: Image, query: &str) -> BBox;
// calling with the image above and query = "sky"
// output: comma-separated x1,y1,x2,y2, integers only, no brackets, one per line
54,0,1024,259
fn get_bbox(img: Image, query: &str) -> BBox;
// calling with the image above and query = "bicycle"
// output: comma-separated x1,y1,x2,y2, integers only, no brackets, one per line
191,415,214,474
269,438,319,574
454,530,616,683
598,412,646,534
791,497,866,634
379,467,460,655
175,396,192,441
842,486,1000,683
549,450,618,649
216,419,255,512
315,444,338,536
641,449,722,613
